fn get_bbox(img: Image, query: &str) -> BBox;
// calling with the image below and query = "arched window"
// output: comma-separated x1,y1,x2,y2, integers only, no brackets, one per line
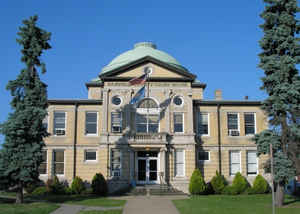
138,98,158,108
136,98,159,133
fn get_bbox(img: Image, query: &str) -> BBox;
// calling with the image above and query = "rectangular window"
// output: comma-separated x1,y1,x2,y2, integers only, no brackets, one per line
85,112,98,135
39,150,47,175
111,149,121,177
198,151,210,162
175,150,185,177
54,112,66,136
245,113,255,135
230,151,241,176
227,113,239,136
197,112,209,135
136,114,159,133
85,150,97,161
247,151,258,175
53,150,64,175
174,113,183,133
111,112,122,133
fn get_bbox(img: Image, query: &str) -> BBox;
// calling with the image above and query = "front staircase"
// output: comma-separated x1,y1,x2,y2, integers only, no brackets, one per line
128,184,187,196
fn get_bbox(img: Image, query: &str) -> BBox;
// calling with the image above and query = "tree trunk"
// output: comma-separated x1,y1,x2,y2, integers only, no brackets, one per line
275,182,285,207
15,182,23,204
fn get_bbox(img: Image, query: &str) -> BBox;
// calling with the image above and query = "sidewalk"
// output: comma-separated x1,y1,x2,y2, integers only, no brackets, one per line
122,195,188,214
49,195,188,214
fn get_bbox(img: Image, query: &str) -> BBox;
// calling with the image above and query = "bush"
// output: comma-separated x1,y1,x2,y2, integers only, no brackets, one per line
25,182,40,194
211,171,227,194
46,176,65,194
293,186,300,197
205,182,214,195
251,175,269,194
32,186,48,196
189,169,207,195
222,186,238,195
71,176,85,195
91,173,108,196
232,172,249,194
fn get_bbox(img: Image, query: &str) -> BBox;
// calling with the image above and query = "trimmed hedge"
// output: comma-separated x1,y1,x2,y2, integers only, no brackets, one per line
251,175,269,194
211,171,227,194
91,173,108,196
189,169,207,195
46,176,65,194
232,172,249,194
71,176,85,194
32,186,48,196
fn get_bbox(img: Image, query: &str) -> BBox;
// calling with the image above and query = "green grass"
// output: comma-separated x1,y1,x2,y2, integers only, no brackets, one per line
29,194,126,207
78,210,123,214
173,194,300,214
0,197,59,214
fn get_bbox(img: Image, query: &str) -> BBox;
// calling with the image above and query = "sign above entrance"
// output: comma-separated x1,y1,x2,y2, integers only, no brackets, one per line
137,108,160,114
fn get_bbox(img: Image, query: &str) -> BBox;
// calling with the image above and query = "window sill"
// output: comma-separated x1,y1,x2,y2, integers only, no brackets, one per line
84,134,99,137
83,160,98,164
198,160,210,164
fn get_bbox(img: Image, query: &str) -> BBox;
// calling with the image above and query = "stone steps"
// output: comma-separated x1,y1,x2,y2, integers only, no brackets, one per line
127,184,187,196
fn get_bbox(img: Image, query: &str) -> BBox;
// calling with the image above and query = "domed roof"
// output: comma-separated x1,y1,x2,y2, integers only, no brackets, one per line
101,42,188,74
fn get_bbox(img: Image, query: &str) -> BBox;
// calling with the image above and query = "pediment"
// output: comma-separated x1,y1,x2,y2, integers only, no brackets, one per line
99,56,195,81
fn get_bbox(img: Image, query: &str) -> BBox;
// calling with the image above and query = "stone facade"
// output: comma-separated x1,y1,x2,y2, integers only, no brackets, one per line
41,43,269,193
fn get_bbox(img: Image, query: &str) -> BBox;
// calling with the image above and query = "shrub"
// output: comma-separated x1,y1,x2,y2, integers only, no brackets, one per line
71,176,85,195
46,176,65,194
293,186,300,197
222,186,238,195
205,182,214,195
189,169,207,195
232,172,249,194
32,186,48,196
251,175,269,194
25,182,40,194
91,173,108,196
211,171,227,194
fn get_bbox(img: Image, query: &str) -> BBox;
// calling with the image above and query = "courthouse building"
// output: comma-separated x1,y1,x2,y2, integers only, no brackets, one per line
40,42,269,193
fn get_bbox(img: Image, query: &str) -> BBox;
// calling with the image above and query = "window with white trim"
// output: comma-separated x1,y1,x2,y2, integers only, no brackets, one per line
244,113,255,135
175,149,185,177
39,150,47,175
85,150,97,161
85,112,98,135
54,112,66,136
197,112,209,135
111,149,121,177
247,151,258,175
227,113,239,136
53,150,64,175
111,112,122,133
174,113,183,133
230,151,240,176
198,151,210,162
136,114,159,133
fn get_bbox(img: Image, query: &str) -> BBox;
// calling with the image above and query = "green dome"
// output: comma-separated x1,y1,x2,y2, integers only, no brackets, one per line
101,42,187,74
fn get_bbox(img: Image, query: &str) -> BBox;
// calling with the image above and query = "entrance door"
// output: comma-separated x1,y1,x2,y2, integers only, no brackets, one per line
137,151,159,184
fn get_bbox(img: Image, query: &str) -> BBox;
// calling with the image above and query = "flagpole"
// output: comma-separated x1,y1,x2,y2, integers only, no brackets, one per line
147,70,149,132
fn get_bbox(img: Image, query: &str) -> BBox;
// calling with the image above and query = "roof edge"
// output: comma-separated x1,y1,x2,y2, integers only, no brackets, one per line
99,56,196,80
48,99,103,105
193,100,262,106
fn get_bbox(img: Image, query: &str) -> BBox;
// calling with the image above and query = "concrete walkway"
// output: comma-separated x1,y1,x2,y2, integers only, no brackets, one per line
49,195,188,214
122,195,188,214
50,204,123,214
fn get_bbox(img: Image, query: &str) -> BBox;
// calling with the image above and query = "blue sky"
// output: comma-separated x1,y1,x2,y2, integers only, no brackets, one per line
0,1,275,144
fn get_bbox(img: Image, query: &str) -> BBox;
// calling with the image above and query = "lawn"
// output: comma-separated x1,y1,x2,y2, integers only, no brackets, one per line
29,194,126,207
0,197,59,214
173,194,300,214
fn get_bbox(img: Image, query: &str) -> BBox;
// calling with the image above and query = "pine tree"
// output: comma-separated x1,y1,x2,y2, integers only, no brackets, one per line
256,0,300,207
0,15,51,203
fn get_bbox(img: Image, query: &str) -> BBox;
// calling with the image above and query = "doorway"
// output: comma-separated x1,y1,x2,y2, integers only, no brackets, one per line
137,151,159,184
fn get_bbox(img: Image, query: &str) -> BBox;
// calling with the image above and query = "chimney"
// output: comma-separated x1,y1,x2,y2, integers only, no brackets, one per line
215,89,222,100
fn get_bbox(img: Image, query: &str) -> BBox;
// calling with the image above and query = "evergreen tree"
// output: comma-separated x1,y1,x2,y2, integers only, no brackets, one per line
0,15,51,203
256,0,300,207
